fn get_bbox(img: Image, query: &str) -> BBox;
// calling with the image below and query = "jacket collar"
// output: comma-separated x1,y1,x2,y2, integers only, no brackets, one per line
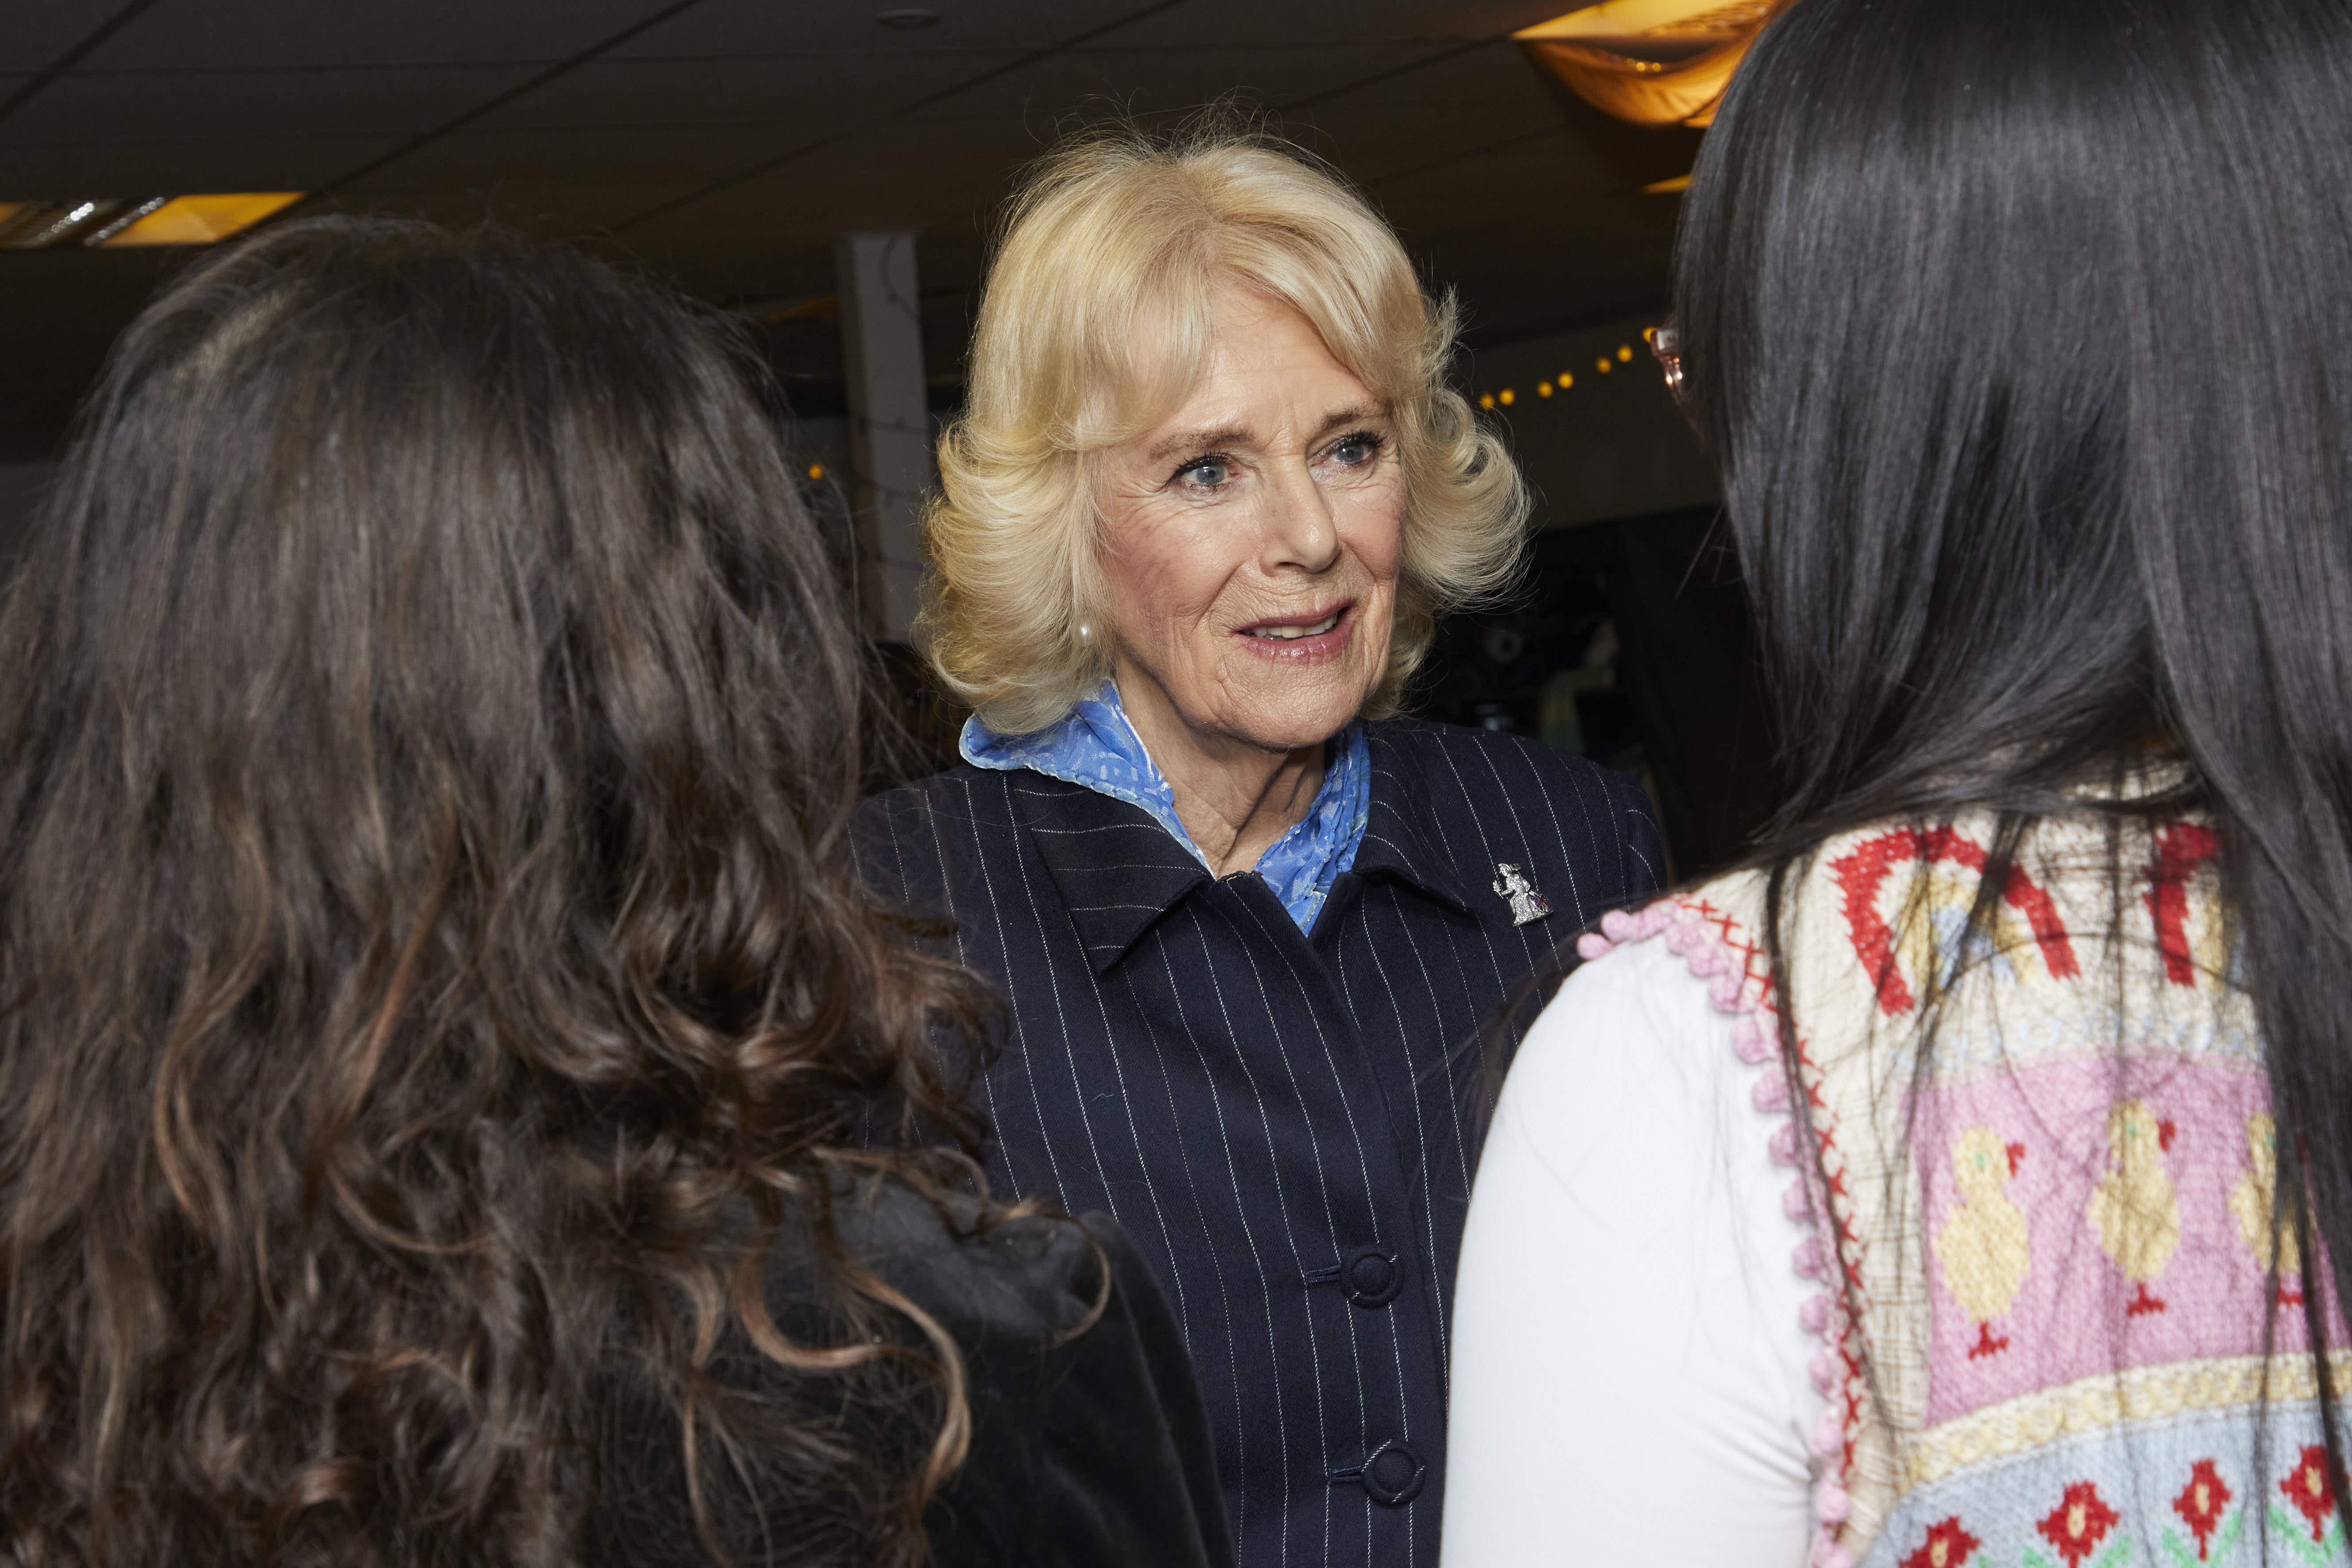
1011,724,1476,975
1349,726,1478,918
1010,772,1210,975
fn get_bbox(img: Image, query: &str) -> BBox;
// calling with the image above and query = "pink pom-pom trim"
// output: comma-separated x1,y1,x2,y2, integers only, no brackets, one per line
1576,896,1852,1566
1812,1401,1846,1456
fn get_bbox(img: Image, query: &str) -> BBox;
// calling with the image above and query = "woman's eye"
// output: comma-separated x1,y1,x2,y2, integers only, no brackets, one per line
1328,433,1384,467
1179,458,1230,488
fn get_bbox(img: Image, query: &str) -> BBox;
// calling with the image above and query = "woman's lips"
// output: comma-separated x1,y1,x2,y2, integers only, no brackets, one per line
1237,602,1355,664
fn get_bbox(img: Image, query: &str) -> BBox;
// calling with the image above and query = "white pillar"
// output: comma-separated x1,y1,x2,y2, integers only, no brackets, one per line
835,231,930,641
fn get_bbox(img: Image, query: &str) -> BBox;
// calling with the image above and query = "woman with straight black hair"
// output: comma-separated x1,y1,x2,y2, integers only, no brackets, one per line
1443,1,2352,1564
0,216,1232,1568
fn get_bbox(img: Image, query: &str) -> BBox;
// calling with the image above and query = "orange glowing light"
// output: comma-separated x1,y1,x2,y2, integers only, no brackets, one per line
99,192,304,247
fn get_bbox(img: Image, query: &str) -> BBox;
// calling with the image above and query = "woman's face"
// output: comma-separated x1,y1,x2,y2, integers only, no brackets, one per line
1095,283,1403,755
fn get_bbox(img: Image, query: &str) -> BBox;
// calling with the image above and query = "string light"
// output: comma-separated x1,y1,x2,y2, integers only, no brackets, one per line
807,463,825,480
1471,327,1670,407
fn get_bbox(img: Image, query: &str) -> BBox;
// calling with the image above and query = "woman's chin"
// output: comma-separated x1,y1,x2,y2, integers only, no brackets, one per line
1209,664,1380,752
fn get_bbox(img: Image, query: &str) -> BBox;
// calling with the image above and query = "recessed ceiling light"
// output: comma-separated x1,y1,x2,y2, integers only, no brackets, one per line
875,7,941,26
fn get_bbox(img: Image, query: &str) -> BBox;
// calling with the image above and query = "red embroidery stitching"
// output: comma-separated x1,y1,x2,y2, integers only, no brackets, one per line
2146,821,2220,988
2036,1481,2121,1567
1900,1517,1981,1568
2283,1445,2337,1543
2172,1459,2232,1560
1828,827,2080,1015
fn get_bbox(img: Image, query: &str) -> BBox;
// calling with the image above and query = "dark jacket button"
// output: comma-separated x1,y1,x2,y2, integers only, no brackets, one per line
1360,1441,1426,1506
1343,1244,1404,1307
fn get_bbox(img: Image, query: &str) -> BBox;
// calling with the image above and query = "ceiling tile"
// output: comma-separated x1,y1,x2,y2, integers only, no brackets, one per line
0,66,536,146
0,133,401,196
81,0,672,70
902,40,1457,122
1095,0,1571,46
340,119,843,195
467,52,1029,131
619,118,1046,249
3,13,109,76
1381,132,1662,235
613,0,1151,60
1292,42,1592,185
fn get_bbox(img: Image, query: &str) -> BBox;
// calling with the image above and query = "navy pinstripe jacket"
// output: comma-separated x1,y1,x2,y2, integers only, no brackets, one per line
855,719,1663,1568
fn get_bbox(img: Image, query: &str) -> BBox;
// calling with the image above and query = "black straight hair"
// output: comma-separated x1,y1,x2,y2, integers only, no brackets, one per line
1677,0,2352,1518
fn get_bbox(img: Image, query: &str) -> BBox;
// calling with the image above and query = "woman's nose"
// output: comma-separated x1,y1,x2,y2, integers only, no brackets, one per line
1257,462,1342,574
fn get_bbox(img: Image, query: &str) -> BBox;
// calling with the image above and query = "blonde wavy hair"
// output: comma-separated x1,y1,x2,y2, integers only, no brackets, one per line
922,121,1530,736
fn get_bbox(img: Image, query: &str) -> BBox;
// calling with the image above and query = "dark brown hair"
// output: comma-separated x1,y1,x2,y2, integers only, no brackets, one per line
0,217,995,1566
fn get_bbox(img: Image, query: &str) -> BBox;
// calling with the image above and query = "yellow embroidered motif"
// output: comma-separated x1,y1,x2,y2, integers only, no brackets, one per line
1933,1126,2029,1359
2228,1110,2302,1283
2087,1099,2180,1317
1895,867,2049,1005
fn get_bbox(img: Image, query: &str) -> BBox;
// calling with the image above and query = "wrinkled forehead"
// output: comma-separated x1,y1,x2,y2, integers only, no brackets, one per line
1062,252,1391,455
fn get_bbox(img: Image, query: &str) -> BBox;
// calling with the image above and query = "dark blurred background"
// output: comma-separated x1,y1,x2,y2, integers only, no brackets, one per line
0,0,1776,876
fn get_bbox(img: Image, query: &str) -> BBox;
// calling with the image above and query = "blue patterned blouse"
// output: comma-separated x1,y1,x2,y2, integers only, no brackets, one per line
959,681,1372,934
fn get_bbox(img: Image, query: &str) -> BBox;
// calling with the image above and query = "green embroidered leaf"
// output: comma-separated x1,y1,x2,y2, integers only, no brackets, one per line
2090,1534,2134,1568
2212,1507,2244,1561
2024,1549,2059,1568
2272,1502,2334,1568
2158,1525,2199,1568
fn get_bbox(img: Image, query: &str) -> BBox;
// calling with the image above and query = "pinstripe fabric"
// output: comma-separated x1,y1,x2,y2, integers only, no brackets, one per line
855,719,1662,1568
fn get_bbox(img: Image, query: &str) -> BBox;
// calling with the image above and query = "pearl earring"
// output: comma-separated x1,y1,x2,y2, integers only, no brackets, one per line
1078,623,1092,642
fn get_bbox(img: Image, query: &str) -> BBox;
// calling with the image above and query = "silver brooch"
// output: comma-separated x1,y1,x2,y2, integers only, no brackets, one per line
1491,862,1554,926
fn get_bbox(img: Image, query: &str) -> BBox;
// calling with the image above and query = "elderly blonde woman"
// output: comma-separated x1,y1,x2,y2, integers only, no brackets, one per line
856,126,1661,1567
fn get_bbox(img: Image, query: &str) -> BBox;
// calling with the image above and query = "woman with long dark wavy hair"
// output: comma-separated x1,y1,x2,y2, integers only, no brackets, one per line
0,217,1231,1568
1444,0,2352,1564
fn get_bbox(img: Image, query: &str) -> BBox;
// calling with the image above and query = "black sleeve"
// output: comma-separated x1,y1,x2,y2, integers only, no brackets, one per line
927,1214,1236,1568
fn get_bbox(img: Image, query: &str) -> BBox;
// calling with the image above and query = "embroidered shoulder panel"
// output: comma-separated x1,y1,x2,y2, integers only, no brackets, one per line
1587,815,2330,1568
